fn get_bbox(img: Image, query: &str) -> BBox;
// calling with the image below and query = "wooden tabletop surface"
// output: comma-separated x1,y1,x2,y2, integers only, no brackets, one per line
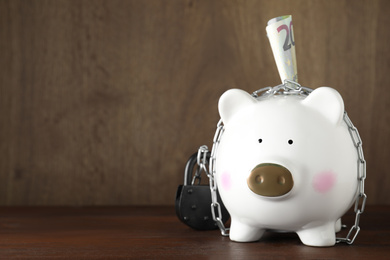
1,205,389,259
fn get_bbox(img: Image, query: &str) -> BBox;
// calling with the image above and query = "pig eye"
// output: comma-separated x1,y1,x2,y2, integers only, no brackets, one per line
288,139,293,145
258,138,263,143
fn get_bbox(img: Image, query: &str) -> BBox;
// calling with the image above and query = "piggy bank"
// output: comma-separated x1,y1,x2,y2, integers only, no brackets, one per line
215,87,358,247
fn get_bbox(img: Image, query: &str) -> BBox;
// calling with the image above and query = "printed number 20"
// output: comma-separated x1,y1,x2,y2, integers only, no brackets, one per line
277,21,295,51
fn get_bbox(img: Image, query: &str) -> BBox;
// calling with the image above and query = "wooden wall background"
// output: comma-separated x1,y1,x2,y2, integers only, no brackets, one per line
1,0,389,206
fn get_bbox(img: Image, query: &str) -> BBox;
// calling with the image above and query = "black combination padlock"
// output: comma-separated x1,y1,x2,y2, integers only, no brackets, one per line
175,152,230,230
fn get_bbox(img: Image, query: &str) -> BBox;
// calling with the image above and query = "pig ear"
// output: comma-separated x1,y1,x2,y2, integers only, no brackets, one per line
302,87,345,125
218,89,256,124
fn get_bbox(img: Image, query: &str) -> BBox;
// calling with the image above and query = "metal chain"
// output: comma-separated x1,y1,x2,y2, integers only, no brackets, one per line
198,80,367,244
336,112,367,244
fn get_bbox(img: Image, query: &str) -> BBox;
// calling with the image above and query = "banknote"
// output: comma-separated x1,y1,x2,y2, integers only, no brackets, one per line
266,15,298,83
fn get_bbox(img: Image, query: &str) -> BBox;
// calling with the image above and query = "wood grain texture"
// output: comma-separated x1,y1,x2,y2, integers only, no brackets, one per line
1,206,389,258
1,0,389,205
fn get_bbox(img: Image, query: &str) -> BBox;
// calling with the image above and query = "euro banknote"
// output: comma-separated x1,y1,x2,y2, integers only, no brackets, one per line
266,15,298,83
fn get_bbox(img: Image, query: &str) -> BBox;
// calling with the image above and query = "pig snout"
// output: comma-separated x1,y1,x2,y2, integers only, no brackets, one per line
247,163,294,197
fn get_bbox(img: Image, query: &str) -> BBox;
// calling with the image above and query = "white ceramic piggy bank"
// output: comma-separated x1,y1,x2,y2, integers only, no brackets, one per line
215,87,358,247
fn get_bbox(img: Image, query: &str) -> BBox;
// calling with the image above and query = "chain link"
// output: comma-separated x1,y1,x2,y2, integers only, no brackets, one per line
197,81,366,244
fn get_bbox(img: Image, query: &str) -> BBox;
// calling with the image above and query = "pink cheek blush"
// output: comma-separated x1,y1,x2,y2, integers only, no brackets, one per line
221,172,232,191
312,171,336,193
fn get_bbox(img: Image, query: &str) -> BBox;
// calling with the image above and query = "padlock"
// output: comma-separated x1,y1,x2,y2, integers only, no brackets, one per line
175,152,230,230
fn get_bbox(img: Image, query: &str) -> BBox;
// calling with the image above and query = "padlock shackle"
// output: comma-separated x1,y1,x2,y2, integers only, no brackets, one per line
183,152,211,186
184,152,198,186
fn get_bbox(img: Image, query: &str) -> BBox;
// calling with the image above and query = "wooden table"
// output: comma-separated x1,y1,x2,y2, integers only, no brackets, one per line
1,205,389,259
